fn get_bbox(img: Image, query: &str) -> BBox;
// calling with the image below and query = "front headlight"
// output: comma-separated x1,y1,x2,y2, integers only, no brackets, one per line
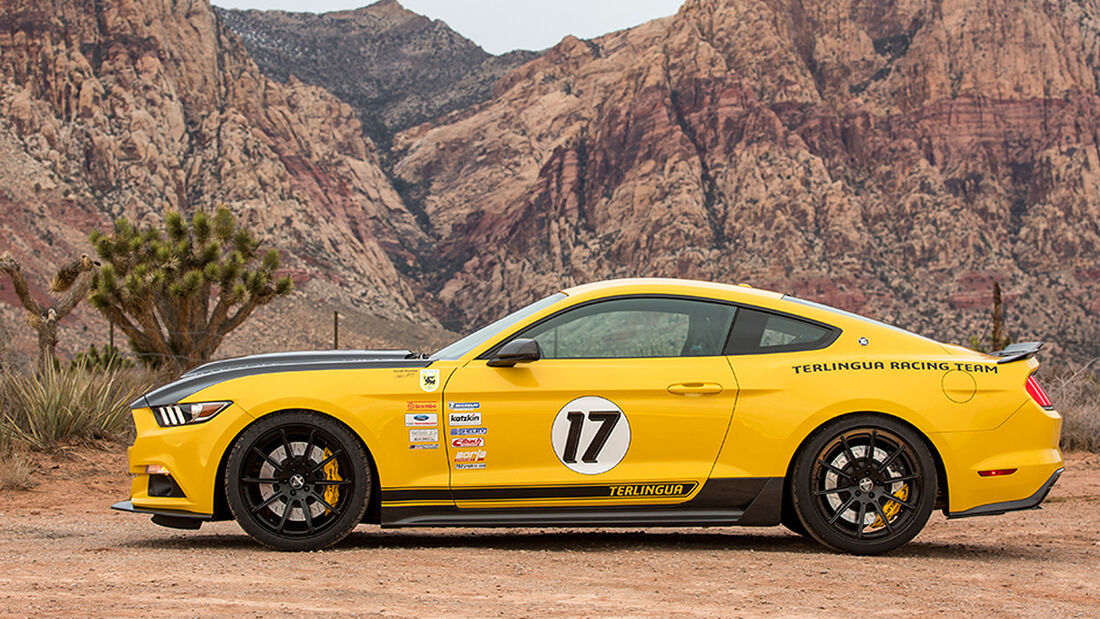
152,401,232,427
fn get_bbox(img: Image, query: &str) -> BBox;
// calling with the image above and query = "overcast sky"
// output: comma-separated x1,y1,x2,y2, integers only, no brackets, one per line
211,0,686,54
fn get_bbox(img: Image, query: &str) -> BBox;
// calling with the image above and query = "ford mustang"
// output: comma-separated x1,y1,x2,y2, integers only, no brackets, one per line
112,278,1063,554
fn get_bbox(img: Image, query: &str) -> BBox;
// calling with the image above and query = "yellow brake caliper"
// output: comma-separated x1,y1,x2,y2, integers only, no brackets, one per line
872,484,909,528
321,448,342,513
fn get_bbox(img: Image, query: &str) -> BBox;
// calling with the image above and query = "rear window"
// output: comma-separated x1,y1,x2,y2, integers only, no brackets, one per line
724,307,838,354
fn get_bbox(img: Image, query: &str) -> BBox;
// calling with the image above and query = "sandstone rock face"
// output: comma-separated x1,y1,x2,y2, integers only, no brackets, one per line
394,0,1100,362
0,0,437,361
2,0,1098,366
216,0,538,147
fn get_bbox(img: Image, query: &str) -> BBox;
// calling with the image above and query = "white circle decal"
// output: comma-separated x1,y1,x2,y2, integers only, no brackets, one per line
551,396,630,475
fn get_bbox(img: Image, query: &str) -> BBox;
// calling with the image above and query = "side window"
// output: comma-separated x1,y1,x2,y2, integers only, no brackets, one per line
512,297,736,359
725,307,837,354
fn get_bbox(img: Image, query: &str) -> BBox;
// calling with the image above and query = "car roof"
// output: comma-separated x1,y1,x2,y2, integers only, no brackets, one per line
561,278,784,303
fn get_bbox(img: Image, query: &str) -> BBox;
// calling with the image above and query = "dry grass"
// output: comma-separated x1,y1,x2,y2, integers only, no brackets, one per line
0,446,36,490
1046,361,1100,453
0,362,159,451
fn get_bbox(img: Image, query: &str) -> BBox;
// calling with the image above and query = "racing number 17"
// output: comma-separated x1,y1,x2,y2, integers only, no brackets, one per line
561,411,621,464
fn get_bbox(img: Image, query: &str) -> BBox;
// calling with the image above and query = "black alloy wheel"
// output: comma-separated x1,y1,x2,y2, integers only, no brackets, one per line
226,412,370,551
791,415,936,555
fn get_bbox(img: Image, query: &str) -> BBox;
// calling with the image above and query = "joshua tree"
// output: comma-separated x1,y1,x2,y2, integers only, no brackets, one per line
967,280,1012,353
0,252,98,371
88,207,292,374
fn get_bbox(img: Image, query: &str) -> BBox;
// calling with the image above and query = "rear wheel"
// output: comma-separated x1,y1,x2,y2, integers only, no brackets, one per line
226,412,370,551
791,415,936,555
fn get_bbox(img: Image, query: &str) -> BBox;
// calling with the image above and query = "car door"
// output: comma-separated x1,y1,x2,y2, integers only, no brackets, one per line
442,296,740,509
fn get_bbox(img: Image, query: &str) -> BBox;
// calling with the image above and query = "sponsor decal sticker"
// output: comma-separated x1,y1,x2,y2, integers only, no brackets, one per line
406,400,438,412
405,413,438,427
448,401,480,411
455,462,486,470
791,361,1000,375
409,428,438,443
393,368,417,379
450,437,485,448
450,427,487,436
409,443,439,450
453,449,487,463
448,411,482,426
551,396,630,475
419,369,440,392
608,483,692,497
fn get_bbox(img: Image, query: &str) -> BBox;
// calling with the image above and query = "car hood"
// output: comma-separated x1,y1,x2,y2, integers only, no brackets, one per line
133,350,433,409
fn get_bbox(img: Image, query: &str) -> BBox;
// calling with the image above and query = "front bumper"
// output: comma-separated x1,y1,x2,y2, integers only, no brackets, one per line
112,500,214,530
947,467,1063,518
116,402,254,518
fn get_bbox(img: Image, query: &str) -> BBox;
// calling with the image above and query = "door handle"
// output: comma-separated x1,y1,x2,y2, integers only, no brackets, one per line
667,382,724,396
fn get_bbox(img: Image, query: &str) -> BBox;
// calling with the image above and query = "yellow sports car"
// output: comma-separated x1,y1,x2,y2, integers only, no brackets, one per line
113,278,1063,554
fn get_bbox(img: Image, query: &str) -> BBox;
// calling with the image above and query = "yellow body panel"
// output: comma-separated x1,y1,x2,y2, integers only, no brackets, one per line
122,278,1063,523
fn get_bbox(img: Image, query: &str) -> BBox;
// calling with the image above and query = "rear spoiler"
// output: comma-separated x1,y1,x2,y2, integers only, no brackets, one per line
991,341,1043,364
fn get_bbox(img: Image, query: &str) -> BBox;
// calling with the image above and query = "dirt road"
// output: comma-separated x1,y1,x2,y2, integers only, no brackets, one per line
1,449,1097,617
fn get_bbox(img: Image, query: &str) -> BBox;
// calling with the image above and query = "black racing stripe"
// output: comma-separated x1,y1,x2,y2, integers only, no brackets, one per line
138,357,432,408
385,482,698,503
382,488,453,502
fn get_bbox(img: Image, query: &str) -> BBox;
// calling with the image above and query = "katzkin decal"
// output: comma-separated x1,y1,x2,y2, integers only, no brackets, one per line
409,428,438,443
448,411,481,426
419,369,440,392
405,413,438,427
551,396,630,475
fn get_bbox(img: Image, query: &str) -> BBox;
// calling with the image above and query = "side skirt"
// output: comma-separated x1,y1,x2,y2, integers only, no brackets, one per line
380,477,783,528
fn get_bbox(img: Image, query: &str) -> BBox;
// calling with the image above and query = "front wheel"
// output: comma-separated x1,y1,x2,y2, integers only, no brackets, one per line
226,412,371,551
791,415,937,555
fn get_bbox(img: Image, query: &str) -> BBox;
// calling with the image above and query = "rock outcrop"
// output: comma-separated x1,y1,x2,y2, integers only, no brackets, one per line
393,0,1100,361
216,0,538,147
0,0,439,361
1,0,1097,365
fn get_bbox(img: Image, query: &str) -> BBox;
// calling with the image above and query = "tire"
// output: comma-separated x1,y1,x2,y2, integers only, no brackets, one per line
226,411,371,551
780,489,810,537
791,414,936,555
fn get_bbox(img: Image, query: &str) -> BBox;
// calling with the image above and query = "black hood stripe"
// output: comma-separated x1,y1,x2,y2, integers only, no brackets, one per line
134,351,432,409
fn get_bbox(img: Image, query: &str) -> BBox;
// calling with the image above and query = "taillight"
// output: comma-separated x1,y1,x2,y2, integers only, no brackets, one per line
1025,374,1054,409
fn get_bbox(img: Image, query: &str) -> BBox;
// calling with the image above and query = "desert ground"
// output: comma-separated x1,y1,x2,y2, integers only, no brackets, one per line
1,450,1097,617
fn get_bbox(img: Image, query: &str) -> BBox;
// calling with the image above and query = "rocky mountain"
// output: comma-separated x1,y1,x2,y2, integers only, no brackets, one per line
215,0,538,147
1,0,1097,366
392,0,1100,362
0,0,450,364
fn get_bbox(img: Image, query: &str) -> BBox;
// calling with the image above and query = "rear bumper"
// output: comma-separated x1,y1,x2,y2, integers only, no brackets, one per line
947,467,1063,518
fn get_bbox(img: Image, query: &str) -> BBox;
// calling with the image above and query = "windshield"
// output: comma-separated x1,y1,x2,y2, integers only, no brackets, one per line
432,292,567,360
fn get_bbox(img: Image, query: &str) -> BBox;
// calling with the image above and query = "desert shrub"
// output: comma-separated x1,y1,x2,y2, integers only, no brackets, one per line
1046,362,1100,453
0,361,157,450
70,344,134,371
0,447,35,490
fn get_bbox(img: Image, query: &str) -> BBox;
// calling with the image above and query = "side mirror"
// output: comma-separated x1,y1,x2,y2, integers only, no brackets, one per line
487,338,542,367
